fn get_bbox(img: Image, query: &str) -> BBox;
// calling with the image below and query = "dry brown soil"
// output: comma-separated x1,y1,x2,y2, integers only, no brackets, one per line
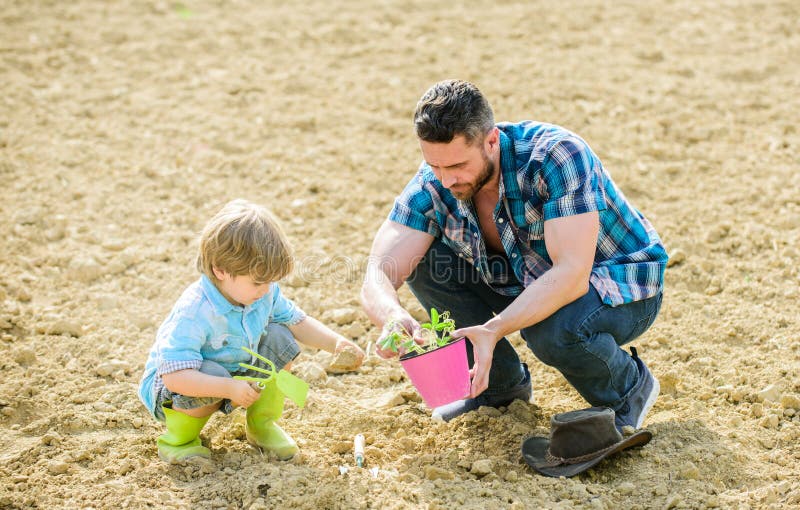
1,1,799,508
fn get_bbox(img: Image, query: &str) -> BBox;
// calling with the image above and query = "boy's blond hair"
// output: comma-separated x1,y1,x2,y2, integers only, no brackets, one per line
197,199,293,283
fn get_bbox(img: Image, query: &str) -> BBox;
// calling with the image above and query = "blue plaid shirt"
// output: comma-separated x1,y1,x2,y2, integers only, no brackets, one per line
389,121,667,306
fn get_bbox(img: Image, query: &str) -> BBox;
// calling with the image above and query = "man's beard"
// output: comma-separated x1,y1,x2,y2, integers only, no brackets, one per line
452,151,495,201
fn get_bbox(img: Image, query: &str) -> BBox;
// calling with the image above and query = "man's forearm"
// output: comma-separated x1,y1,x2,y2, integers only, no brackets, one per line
360,264,407,326
486,264,590,340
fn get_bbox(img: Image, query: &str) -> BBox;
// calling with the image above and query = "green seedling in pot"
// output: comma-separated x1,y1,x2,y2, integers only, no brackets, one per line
379,308,457,355
420,307,456,346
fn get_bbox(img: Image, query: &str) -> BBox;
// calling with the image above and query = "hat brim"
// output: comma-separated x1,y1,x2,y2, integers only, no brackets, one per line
521,430,652,478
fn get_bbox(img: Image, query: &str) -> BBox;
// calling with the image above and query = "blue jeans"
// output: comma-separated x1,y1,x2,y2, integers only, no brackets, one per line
406,239,662,410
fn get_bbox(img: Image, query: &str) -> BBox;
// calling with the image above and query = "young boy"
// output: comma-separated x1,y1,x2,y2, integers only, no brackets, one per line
138,199,364,462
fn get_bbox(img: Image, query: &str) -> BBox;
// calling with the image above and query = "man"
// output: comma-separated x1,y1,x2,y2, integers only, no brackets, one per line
360,80,667,429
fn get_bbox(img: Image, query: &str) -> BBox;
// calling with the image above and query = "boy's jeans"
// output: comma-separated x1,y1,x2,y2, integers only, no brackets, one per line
406,239,663,410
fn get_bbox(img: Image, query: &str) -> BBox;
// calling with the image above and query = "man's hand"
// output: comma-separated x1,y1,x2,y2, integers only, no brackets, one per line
375,312,423,359
227,379,261,408
452,324,500,398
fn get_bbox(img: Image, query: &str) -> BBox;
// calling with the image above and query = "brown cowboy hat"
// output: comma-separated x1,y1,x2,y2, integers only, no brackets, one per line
522,407,652,478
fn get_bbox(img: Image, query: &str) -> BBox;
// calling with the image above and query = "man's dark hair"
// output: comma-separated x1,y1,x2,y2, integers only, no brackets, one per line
414,80,495,145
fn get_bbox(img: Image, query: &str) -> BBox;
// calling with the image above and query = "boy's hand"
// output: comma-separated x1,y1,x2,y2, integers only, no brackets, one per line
328,337,365,373
228,379,261,408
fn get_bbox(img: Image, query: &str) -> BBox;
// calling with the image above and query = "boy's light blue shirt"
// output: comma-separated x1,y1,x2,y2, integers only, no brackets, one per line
138,274,306,418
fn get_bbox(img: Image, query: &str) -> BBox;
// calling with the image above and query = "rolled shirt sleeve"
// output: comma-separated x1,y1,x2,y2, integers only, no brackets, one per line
388,169,442,238
157,359,203,376
541,137,607,220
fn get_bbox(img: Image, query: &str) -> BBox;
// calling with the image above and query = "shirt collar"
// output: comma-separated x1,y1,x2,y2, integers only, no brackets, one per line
200,274,240,314
498,129,522,199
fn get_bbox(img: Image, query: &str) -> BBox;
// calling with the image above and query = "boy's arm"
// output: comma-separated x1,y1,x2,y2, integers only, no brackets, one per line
287,316,364,361
162,369,260,408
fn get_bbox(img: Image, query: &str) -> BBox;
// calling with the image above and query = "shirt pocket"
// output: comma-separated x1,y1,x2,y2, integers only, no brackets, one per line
206,334,247,364
209,333,245,351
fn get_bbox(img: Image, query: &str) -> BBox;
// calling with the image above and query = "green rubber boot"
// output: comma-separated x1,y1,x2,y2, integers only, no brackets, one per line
157,405,212,463
245,378,298,460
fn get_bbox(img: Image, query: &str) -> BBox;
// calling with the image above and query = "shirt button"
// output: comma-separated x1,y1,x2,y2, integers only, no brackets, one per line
512,253,517,258
498,218,504,223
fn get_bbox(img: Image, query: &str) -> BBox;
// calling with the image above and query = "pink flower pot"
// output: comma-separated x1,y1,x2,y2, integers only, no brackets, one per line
399,337,470,408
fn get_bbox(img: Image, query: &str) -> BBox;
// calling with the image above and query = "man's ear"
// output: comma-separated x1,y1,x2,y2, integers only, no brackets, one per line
485,127,500,152
212,266,227,281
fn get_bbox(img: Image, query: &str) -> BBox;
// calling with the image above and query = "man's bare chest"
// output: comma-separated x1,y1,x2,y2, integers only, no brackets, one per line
473,193,504,254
